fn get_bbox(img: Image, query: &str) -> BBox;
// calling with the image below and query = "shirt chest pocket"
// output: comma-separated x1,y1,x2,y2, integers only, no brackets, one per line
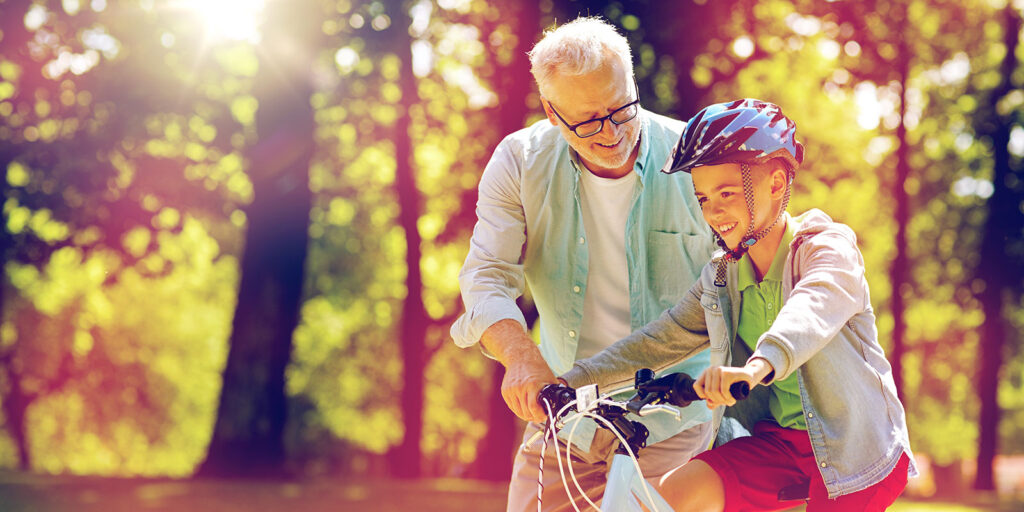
647,231,706,310
700,291,729,352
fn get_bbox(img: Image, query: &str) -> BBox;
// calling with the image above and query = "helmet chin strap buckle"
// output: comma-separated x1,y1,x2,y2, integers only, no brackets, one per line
741,238,757,248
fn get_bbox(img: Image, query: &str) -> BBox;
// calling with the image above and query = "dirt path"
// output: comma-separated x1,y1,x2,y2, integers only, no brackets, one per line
0,471,1019,511
0,472,506,512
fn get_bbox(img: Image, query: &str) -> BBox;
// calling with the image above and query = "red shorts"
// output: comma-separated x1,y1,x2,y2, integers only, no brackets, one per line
693,421,910,512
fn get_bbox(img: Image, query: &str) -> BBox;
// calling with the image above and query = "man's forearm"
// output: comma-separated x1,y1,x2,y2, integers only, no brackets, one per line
480,318,538,367
480,318,558,422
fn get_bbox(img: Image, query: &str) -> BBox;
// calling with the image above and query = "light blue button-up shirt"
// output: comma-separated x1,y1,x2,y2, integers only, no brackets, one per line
451,109,716,448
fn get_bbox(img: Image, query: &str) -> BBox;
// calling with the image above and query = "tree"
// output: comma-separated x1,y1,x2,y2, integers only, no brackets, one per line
385,0,430,478
197,0,319,477
971,3,1022,491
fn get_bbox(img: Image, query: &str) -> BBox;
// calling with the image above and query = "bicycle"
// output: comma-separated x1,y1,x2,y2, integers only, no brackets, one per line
532,369,750,512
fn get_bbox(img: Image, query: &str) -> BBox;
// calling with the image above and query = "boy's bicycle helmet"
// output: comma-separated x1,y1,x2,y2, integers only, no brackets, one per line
664,99,804,286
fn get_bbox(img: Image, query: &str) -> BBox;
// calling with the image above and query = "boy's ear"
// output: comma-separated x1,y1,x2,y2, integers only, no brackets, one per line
770,167,789,199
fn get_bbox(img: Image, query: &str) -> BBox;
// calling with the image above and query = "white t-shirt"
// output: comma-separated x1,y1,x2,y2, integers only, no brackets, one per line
576,168,637,360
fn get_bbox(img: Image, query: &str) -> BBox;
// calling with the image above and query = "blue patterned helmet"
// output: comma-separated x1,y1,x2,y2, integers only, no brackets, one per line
665,99,804,287
665,99,803,175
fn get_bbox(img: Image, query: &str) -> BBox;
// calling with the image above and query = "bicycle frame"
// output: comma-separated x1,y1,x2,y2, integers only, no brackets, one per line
603,453,673,511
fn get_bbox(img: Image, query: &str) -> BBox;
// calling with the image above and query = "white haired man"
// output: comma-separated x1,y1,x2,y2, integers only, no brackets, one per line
451,16,716,511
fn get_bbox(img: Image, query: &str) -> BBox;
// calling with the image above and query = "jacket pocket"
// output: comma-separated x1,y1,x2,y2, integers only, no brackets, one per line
700,290,728,352
647,230,706,310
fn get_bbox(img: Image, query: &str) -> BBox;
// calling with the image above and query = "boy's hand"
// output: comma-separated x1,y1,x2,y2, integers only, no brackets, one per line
694,358,774,409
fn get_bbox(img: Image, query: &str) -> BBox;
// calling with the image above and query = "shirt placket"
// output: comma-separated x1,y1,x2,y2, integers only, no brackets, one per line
566,159,587,364
625,174,644,331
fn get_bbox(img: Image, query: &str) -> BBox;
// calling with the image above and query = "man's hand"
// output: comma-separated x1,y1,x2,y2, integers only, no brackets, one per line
694,358,773,409
481,319,558,423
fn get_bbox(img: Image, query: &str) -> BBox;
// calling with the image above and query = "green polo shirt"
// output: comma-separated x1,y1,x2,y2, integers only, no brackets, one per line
736,218,807,430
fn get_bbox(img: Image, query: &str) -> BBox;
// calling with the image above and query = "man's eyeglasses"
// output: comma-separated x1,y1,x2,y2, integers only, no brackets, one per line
547,88,640,138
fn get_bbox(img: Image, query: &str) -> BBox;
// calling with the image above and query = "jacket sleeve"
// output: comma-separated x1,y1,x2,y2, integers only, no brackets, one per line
562,278,711,391
450,137,529,349
751,229,868,382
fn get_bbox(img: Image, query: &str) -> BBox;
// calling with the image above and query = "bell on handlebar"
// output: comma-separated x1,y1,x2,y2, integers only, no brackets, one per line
634,368,655,389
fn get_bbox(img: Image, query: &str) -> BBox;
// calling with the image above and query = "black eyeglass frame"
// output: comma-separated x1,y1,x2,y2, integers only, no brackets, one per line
546,80,641,138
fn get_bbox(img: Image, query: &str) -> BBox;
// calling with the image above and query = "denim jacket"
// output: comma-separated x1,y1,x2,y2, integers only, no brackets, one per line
451,110,716,449
563,209,917,497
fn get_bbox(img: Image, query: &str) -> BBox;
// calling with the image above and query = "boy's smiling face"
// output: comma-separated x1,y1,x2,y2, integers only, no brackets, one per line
691,163,782,250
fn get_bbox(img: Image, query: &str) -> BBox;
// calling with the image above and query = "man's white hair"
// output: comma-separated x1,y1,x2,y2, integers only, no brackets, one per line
528,16,634,100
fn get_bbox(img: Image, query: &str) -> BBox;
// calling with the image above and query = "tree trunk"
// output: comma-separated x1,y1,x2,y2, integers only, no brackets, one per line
196,0,316,478
0,142,24,469
889,3,911,400
0,365,31,470
0,0,36,473
973,4,1021,492
387,0,430,479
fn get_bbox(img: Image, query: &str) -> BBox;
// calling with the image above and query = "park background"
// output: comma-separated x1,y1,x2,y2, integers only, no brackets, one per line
0,0,1023,510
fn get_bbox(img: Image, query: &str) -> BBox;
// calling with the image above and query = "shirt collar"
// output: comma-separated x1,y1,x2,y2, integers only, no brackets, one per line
634,108,650,178
736,213,795,291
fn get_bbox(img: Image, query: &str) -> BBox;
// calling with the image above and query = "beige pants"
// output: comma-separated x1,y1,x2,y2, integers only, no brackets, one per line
506,421,713,512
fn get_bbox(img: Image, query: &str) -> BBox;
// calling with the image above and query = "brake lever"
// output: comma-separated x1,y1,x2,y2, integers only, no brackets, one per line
635,404,682,420
625,391,661,415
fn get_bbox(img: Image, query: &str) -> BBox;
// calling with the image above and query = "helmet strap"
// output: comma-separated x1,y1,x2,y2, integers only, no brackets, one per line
712,165,793,287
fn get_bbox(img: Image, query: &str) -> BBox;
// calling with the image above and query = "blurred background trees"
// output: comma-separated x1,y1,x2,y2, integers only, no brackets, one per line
0,0,1021,498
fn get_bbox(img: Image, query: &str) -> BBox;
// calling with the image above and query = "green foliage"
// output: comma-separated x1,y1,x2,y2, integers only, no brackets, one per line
5,218,236,475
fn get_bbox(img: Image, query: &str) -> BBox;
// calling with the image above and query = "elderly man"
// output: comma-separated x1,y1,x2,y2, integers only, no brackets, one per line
451,16,715,511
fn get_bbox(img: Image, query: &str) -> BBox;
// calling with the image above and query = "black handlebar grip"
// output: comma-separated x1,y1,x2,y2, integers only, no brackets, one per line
666,374,750,407
729,381,750,400
537,384,576,415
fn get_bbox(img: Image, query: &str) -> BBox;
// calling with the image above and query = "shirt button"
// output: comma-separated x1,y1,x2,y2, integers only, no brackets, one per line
807,412,814,419
578,237,585,244
711,304,718,310
569,330,576,338
820,462,827,468
573,285,581,293
767,303,773,309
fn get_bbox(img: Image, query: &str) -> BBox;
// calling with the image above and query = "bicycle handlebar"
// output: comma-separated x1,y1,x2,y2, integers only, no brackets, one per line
537,369,750,421
636,371,749,408
534,369,750,456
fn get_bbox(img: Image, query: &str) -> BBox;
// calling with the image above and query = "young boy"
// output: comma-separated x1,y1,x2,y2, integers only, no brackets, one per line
554,99,917,511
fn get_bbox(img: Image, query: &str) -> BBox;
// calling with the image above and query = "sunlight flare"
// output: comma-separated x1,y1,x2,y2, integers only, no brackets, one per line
173,0,266,43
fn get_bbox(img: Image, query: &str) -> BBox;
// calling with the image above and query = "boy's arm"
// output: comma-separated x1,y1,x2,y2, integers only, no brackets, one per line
560,280,710,391
751,229,868,382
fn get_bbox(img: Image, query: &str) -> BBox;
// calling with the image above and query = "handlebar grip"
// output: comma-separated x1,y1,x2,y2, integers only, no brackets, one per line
537,383,576,416
663,372,750,407
729,381,750,400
